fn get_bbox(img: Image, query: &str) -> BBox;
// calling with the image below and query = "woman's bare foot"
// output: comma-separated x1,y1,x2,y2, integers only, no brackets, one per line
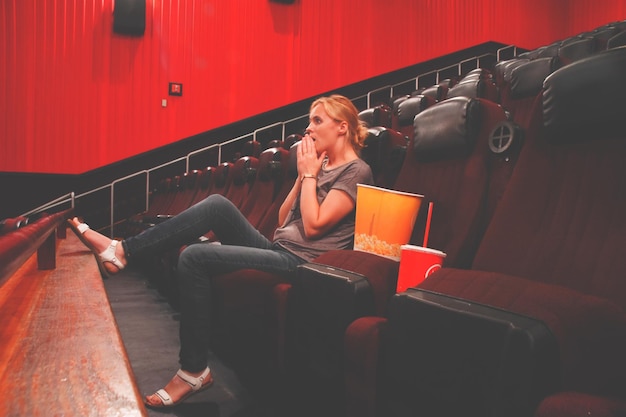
145,368,213,408
68,217,127,274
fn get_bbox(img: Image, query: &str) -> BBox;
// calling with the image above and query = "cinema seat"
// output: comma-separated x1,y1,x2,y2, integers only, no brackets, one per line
557,37,596,65
160,169,201,217
256,140,299,240
394,94,435,142
346,46,626,417
185,166,215,208
223,155,259,210
360,126,408,189
359,104,393,128
209,161,233,197
239,147,290,230
607,30,626,49
279,95,512,416
500,57,560,124
446,71,499,102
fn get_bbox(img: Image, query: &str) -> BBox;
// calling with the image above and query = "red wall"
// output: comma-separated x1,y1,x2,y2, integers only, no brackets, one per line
1,0,624,174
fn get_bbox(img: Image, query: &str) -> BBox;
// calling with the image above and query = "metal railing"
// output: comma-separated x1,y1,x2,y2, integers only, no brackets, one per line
24,45,519,235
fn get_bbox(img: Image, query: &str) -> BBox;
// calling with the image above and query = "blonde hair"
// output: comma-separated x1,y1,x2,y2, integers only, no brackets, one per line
310,95,369,151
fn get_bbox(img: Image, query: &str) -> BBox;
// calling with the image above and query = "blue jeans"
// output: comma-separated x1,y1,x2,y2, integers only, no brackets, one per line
122,194,306,371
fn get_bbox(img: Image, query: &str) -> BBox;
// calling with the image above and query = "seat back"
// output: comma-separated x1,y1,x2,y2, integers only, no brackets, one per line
390,94,410,131
393,96,510,268
493,57,529,90
361,127,407,189
144,176,179,219
186,166,215,207
210,162,233,197
239,147,289,229
163,169,201,216
394,94,435,142
256,141,298,239
471,46,626,309
224,156,259,209
501,57,559,123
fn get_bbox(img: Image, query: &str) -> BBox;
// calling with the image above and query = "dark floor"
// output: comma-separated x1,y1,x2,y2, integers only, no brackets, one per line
104,267,267,417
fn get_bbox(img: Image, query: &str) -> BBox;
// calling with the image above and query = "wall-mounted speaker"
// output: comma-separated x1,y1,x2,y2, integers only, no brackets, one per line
113,0,146,36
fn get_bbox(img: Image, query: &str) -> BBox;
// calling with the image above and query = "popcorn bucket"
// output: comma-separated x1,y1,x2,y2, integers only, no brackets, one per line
353,184,423,260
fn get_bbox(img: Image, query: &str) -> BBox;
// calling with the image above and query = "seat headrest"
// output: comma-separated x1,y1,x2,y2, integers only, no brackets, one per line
257,148,284,182
558,37,596,65
543,46,626,142
421,84,445,101
446,78,498,102
199,166,213,188
397,95,434,126
510,57,559,99
240,140,261,158
536,42,560,59
359,104,392,128
182,170,200,189
284,133,302,150
213,162,232,188
462,68,493,81
392,95,411,115
232,156,258,185
494,58,530,85
412,96,482,162
607,31,626,49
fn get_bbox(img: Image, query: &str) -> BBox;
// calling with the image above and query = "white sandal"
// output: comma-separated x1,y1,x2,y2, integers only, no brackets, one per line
147,367,213,408
67,219,125,276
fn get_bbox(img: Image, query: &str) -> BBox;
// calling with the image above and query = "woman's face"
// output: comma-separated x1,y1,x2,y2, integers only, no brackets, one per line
306,104,343,154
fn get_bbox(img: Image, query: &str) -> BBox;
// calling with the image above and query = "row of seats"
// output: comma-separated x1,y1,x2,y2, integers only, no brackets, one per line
118,24,626,417
337,36,626,417
123,134,301,240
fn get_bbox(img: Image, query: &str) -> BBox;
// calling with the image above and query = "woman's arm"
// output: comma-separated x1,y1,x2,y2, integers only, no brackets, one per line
296,136,356,239
279,135,324,227
278,179,301,227
279,135,359,237
299,184,355,239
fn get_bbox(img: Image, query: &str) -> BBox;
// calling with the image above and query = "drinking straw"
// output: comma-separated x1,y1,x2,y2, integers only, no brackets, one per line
423,202,433,247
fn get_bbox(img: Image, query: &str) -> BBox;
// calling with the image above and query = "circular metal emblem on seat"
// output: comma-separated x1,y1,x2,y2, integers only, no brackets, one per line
489,120,522,155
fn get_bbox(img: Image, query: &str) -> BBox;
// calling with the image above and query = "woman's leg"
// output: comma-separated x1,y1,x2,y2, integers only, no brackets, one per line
123,194,270,259
177,242,303,371
145,243,303,407
72,194,268,273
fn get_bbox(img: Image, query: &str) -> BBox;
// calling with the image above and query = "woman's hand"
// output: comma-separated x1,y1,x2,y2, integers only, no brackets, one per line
297,134,326,178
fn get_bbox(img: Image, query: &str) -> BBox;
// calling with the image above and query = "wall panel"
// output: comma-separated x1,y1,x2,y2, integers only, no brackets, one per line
1,0,624,174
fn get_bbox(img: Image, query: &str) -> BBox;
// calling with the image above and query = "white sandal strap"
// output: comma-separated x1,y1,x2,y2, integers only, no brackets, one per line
176,367,211,392
98,240,125,270
154,388,173,405
76,223,90,234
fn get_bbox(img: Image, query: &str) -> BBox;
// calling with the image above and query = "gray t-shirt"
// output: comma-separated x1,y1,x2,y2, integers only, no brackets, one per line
273,158,373,262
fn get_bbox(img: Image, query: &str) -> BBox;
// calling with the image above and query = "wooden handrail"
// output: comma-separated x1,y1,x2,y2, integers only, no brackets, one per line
0,208,73,287
0,231,147,416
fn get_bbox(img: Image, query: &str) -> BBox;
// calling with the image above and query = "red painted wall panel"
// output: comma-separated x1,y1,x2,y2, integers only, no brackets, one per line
1,0,624,174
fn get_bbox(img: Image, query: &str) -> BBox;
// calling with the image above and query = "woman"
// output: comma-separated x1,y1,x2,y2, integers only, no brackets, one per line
69,94,373,408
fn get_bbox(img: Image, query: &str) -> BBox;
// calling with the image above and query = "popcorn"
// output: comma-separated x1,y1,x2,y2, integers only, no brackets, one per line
354,233,402,259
